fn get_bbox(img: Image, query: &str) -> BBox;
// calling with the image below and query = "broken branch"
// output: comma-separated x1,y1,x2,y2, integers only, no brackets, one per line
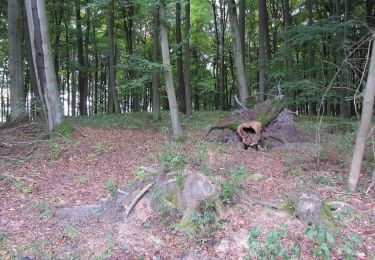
125,181,156,218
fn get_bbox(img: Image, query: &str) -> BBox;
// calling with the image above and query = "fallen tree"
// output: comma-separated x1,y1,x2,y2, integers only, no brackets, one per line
205,95,302,149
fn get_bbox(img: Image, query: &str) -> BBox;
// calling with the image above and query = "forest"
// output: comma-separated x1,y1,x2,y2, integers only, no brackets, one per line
0,0,374,259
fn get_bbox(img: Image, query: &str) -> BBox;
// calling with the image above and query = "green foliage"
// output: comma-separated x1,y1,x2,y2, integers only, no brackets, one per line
219,166,248,205
332,205,355,226
35,202,52,220
63,224,78,241
338,232,363,259
53,120,75,138
158,140,187,172
246,225,296,259
105,178,117,197
179,199,222,243
305,225,335,259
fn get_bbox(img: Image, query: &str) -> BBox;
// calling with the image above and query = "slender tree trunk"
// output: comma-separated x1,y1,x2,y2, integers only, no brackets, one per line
238,0,245,61
348,38,375,192
219,0,226,109
340,0,351,118
75,2,87,115
107,0,120,114
84,4,90,115
93,24,99,115
185,0,192,117
25,0,62,132
307,0,315,115
263,0,272,60
258,0,267,101
159,2,183,138
152,9,161,121
176,0,186,113
8,0,26,123
283,0,295,110
228,0,248,104
212,0,220,109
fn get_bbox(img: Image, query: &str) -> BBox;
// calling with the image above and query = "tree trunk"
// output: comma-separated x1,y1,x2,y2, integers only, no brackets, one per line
348,38,375,192
159,2,183,138
25,0,62,132
176,0,186,114
107,0,120,114
282,0,295,110
75,2,87,116
84,3,90,115
219,0,226,110
258,0,267,101
238,0,245,61
307,0,315,115
8,0,26,123
185,0,192,117
228,0,248,104
152,9,161,121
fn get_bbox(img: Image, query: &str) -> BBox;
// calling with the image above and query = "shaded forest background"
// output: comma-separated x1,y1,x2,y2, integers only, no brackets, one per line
0,0,374,122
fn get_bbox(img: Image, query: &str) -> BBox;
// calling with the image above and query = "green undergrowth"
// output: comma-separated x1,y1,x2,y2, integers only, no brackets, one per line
67,111,228,131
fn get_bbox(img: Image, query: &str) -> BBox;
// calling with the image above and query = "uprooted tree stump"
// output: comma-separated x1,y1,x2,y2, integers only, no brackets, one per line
205,95,303,149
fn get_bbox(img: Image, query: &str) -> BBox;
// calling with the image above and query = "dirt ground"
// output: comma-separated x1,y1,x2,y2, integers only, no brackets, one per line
0,122,374,259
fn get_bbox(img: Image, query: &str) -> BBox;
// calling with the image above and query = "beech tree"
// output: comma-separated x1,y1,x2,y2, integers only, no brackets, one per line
228,0,248,104
8,0,25,123
159,0,183,138
348,37,375,192
25,0,62,132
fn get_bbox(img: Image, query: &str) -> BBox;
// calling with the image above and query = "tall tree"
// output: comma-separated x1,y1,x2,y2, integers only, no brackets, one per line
176,0,186,113
152,8,161,121
348,37,375,192
25,0,62,131
184,0,192,117
228,0,248,104
238,0,245,61
159,1,183,138
107,0,120,113
219,0,226,109
8,0,25,123
75,1,87,116
258,0,267,101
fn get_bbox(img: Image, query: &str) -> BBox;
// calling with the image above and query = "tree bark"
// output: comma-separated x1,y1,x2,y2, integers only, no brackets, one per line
228,0,248,104
107,0,120,114
348,38,375,192
152,8,161,121
258,0,267,101
219,0,226,110
185,0,192,117
176,0,186,114
159,1,183,138
25,0,62,132
238,0,245,61
8,0,26,123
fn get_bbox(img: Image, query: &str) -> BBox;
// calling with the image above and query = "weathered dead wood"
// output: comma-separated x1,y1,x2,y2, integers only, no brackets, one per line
205,96,284,148
125,181,156,218
237,121,262,150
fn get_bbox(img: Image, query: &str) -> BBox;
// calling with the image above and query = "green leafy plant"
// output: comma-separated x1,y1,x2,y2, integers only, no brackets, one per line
338,232,363,259
194,140,208,169
105,178,117,197
158,141,187,172
247,225,295,259
63,224,78,241
35,202,52,220
219,166,248,205
305,224,335,259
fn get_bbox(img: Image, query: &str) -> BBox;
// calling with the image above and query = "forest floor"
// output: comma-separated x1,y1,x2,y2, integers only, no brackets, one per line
0,112,374,259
